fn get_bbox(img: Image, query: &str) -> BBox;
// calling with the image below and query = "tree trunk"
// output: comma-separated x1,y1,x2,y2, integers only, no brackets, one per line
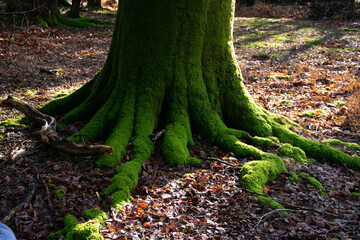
6,0,59,24
40,0,360,213
86,0,101,9
68,0,81,18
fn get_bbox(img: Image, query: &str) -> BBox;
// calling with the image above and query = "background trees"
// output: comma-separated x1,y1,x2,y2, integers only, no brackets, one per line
4,0,59,24
87,0,101,9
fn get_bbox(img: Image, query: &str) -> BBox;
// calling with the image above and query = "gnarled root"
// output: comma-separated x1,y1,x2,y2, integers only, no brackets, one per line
0,96,113,156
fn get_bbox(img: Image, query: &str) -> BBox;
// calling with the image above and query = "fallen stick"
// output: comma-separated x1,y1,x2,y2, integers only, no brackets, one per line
0,96,113,156
1,184,36,223
200,156,237,167
243,189,340,218
41,178,54,222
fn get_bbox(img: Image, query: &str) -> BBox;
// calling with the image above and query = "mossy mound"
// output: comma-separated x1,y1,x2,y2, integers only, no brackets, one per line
48,215,103,240
82,209,109,227
278,143,307,162
7,0,358,239
351,192,360,197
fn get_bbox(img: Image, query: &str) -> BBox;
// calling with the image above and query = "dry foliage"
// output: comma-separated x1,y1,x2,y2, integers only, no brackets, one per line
342,90,360,133
0,9,360,240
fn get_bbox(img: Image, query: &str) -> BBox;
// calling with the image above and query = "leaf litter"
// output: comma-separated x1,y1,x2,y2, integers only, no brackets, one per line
0,12,359,240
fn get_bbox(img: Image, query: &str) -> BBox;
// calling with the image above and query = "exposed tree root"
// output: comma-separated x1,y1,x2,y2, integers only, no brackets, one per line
0,96,113,156
7,1,360,239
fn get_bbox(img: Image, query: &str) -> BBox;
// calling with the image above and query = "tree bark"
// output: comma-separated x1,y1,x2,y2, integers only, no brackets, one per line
68,0,81,18
5,0,59,24
87,0,101,9
39,0,360,214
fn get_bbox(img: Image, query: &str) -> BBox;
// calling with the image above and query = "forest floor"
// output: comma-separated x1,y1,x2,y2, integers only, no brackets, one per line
0,10,360,240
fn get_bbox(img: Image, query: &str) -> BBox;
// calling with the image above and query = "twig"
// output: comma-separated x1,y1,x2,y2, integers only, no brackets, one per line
0,96,113,156
0,5,44,15
9,147,26,160
41,178,54,220
199,156,237,167
36,163,54,179
254,208,292,233
243,189,340,218
333,128,360,138
0,144,43,168
151,129,165,142
1,184,36,223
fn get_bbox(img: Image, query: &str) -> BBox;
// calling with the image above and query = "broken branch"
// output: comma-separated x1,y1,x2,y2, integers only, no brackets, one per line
0,96,113,156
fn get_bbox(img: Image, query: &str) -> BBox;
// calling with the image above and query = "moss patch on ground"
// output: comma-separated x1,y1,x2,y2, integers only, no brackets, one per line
48,214,103,240
0,118,26,127
351,192,360,197
54,189,66,199
301,109,324,118
82,209,109,227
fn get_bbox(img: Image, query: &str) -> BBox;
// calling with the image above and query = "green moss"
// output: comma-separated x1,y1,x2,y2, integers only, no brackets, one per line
240,154,285,193
96,95,135,168
161,122,201,166
239,153,287,213
267,136,280,144
49,214,103,240
278,143,307,162
272,35,289,44
67,222,103,240
0,118,25,127
344,28,360,32
104,161,142,210
322,139,360,151
298,172,324,190
38,18,49,28
351,192,360,197
251,136,274,147
82,209,108,226
257,196,289,217
334,101,345,107
286,172,301,184
55,189,66,199
56,15,114,28
273,125,360,169
301,109,323,118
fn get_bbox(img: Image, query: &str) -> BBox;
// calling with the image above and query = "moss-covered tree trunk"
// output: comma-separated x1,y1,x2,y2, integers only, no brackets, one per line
41,0,360,213
68,0,81,18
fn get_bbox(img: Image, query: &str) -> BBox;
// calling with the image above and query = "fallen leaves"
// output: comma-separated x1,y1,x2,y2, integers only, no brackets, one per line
234,17,360,138
0,10,360,240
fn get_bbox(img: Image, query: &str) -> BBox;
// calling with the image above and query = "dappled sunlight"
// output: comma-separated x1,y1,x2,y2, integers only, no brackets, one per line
0,22,113,122
234,17,360,137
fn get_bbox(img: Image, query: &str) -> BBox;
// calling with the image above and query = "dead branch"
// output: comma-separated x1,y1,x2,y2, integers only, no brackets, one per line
243,189,340,218
0,5,44,15
1,184,36,223
199,156,237,167
254,208,292,234
41,178,54,220
0,96,113,156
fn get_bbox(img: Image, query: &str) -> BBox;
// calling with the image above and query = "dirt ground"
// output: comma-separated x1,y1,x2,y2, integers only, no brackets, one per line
0,9,359,240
